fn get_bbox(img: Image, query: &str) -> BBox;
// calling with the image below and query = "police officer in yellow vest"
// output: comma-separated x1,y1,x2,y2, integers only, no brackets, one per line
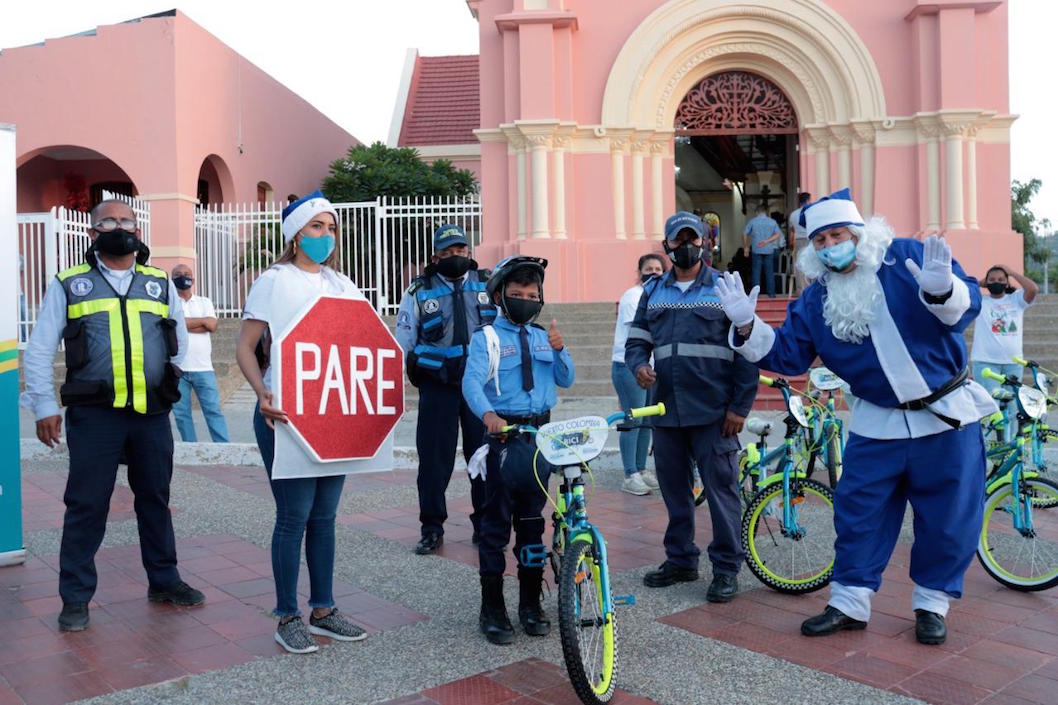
21,199,206,632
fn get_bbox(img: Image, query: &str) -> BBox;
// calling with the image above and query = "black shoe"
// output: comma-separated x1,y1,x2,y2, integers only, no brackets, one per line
914,609,947,645
800,605,867,637
706,574,739,603
415,533,443,555
517,567,551,636
480,575,515,645
58,602,89,632
148,580,206,607
643,561,699,588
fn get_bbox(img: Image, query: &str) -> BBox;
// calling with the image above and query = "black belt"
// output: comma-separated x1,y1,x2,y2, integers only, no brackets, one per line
497,411,551,427
897,367,969,429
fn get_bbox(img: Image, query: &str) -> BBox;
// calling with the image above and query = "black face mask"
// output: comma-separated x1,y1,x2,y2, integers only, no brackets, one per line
436,255,473,279
503,296,543,325
94,229,139,256
986,282,1009,296
174,276,193,290
640,272,657,284
665,241,702,269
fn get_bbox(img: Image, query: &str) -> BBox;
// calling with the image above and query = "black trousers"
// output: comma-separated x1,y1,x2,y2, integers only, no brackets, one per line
59,405,181,602
415,378,486,538
478,434,550,576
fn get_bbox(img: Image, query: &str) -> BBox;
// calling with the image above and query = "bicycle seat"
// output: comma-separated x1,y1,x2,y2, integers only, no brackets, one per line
992,389,1015,402
745,418,773,436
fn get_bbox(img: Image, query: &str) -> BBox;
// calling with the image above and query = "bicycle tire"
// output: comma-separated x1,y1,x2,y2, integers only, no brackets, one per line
558,538,618,705
826,433,842,489
977,476,1058,591
741,478,835,594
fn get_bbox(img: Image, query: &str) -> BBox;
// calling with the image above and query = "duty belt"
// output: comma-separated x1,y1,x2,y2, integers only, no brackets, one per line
897,366,970,429
497,411,551,427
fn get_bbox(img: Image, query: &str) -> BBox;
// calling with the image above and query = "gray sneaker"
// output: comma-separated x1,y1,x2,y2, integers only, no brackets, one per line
309,608,368,642
275,616,319,654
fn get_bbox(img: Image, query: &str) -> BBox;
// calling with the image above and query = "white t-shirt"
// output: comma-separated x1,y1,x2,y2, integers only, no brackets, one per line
612,284,644,363
971,289,1031,364
178,294,217,372
242,263,362,389
789,207,807,240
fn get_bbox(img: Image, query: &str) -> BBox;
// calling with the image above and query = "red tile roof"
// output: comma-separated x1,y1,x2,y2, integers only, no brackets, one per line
398,55,480,147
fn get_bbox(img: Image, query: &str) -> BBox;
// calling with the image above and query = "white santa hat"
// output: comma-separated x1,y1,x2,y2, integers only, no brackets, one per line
799,188,865,238
281,190,339,242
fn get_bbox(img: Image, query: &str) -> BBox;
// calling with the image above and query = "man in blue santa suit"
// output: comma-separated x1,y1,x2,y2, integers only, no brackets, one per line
715,189,996,645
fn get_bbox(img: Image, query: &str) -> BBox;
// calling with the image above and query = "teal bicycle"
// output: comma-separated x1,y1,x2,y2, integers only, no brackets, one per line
976,367,1058,591
804,366,847,489
499,402,666,705
739,374,836,593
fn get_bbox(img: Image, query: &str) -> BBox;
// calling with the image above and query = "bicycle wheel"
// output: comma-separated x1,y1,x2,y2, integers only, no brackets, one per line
742,478,835,594
825,432,842,489
558,538,617,705
977,476,1058,591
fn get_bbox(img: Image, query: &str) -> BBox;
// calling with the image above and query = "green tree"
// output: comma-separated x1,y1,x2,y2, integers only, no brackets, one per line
321,142,477,202
1012,179,1048,279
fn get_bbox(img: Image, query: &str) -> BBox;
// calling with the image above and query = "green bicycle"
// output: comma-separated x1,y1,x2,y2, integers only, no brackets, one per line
976,367,1058,591
739,374,836,594
500,402,666,705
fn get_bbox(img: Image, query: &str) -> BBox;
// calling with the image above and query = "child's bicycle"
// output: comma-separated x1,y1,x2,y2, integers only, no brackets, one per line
803,366,847,488
497,402,666,705
739,375,836,593
976,367,1058,591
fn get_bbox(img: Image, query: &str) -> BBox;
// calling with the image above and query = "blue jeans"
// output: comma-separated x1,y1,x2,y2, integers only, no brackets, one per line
611,362,652,477
972,361,1023,395
173,371,229,442
752,252,775,297
253,405,346,617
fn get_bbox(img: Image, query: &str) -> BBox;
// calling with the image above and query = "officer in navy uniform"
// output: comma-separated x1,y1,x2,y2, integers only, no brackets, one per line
625,211,759,604
20,199,206,633
395,224,497,554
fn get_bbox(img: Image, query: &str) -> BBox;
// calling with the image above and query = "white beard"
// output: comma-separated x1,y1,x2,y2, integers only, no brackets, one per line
796,217,894,344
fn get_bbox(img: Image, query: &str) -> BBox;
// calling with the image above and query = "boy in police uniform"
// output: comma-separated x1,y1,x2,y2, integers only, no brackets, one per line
395,224,496,555
461,256,575,644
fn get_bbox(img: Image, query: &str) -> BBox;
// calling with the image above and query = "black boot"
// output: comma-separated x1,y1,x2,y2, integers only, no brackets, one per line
517,567,551,636
479,575,515,645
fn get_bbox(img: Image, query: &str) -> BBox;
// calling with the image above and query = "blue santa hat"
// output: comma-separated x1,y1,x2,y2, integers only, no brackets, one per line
282,190,339,242
799,188,865,238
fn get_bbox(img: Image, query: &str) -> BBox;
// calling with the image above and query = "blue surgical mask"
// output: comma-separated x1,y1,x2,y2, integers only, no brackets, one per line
816,239,856,271
299,234,335,264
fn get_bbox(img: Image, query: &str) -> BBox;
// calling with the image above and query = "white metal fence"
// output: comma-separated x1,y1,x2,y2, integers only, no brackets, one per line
16,194,153,346
194,195,482,316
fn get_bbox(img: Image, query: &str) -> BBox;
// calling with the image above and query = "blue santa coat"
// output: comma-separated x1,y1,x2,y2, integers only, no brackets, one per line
754,238,980,408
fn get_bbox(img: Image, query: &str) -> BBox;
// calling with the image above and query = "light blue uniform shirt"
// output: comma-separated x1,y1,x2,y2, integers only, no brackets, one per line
20,259,188,420
744,214,782,254
462,315,575,420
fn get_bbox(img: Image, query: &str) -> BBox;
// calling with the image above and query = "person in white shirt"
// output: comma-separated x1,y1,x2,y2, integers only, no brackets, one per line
787,192,811,294
611,254,665,495
971,264,1039,393
170,264,229,442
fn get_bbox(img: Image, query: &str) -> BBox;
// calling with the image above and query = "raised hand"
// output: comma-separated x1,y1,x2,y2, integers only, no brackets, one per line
548,318,564,351
905,235,953,296
715,271,760,327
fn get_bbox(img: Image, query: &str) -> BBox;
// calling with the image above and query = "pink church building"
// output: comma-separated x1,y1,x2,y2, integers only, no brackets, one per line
397,0,1019,302
1,10,357,274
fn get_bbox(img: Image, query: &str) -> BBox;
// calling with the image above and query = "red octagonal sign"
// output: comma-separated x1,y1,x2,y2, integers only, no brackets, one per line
276,296,405,462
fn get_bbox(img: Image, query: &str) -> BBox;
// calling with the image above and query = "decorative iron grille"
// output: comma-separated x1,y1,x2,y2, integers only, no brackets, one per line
674,71,797,134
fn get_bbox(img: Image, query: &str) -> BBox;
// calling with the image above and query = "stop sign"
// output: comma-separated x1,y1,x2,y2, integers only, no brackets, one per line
275,295,405,462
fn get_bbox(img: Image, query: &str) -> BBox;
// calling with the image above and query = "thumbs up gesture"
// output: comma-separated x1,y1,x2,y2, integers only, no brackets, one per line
548,318,565,351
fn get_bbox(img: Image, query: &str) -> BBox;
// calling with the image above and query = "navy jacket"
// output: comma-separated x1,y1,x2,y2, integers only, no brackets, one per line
625,265,758,427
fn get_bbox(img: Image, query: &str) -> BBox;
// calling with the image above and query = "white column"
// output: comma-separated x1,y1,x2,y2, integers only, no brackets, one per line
851,122,876,217
611,139,627,240
551,135,568,238
926,134,941,231
966,129,978,229
830,126,852,190
515,141,527,240
944,127,965,230
631,142,646,240
808,130,830,195
529,135,550,239
650,142,665,238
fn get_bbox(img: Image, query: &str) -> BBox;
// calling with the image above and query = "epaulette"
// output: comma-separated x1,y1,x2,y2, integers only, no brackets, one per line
477,268,492,279
529,322,546,331
406,276,425,295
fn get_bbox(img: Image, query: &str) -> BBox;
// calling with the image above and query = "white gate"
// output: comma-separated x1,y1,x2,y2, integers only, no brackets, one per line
193,195,482,317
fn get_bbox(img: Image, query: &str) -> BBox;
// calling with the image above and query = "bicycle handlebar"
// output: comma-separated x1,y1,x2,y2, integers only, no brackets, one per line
759,374,776,386
981,367,1007,383
630,402,666,419
1013,356,1030,367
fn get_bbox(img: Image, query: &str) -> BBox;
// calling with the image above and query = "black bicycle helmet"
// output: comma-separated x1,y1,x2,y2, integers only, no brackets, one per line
485,255,548,301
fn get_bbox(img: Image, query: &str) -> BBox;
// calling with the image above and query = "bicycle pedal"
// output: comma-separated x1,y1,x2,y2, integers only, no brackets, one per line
612,595,635,606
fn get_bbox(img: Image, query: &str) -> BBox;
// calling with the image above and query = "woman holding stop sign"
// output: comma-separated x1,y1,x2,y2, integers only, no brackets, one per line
236,191,369,654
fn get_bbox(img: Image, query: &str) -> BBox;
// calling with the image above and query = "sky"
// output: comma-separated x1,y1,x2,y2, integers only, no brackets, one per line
0,0,1053,228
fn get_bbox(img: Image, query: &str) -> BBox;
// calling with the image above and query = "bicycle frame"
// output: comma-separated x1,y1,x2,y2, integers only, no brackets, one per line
751,378,813,536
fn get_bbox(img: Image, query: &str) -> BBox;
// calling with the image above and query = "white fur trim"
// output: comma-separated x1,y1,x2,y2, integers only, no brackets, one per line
867,286,932,403
912,584,951,617
804,199,864,238
728,314,775,363
918,277,970,326
828,581,873,622
282,197,339,241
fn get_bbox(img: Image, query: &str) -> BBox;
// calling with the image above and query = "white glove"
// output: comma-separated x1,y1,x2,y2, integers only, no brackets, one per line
905,235,953,296
715,271,760,327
